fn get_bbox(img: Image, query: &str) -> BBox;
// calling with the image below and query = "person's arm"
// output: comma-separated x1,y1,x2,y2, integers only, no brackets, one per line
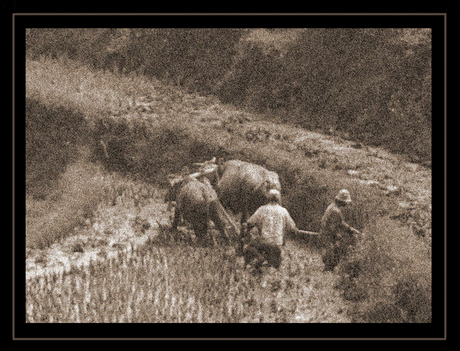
332,208,360,235
339,216,361,236
244,208,261,238
286,213,297,233
338,217,365,245
340,220,352,233
283,209,298,246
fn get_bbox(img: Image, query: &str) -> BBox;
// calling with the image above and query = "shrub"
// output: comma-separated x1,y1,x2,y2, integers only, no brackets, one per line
338,216,431,323
393,272,432,323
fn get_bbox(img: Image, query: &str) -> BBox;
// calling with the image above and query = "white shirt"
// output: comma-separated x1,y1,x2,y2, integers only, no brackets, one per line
247,203,296,246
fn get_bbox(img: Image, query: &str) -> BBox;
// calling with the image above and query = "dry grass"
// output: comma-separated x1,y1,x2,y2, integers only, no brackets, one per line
26,57,158,119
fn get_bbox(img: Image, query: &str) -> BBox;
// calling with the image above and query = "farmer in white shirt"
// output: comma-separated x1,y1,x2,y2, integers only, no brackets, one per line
242,189,297,272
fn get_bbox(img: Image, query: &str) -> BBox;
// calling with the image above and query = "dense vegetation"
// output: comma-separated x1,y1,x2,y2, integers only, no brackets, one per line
26,28,431,163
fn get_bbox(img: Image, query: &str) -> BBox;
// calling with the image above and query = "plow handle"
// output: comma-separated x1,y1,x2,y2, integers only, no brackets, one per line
296,229,321,236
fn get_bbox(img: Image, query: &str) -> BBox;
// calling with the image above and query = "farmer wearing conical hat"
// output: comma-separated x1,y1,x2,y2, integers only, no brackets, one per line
321,189,363,272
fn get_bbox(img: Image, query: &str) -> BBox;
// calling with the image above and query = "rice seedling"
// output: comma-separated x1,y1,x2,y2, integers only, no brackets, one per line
26,237,349,323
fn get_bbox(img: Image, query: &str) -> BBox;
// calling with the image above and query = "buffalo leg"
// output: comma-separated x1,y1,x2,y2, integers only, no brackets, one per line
172,208,180,230
240,201,248,227
194,217,214,247
239,200,250,247
171,208,181,244
210,203,230,245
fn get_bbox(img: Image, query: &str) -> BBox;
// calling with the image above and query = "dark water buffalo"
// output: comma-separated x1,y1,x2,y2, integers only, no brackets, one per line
216,159,282,226
165,175,238,246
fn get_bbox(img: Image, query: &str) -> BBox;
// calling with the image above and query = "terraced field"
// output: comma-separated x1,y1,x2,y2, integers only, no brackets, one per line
24,57,432,326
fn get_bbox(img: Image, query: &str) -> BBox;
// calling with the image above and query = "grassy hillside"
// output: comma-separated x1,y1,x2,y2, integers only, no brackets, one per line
26,28,432,164
217,28,431,164
25,57,432,324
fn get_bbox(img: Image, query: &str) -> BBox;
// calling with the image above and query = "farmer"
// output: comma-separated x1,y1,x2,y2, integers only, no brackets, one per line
241,189,297,273
321,189,363,272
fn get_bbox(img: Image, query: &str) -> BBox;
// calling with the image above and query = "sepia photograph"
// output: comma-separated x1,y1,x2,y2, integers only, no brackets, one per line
14,13,446,341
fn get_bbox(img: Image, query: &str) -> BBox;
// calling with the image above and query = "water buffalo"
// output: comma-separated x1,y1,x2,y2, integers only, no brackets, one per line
165,175,238,246
216,159,282,226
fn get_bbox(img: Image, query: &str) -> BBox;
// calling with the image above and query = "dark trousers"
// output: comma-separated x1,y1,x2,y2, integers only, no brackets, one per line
243,239,282,269
322,242,349,271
